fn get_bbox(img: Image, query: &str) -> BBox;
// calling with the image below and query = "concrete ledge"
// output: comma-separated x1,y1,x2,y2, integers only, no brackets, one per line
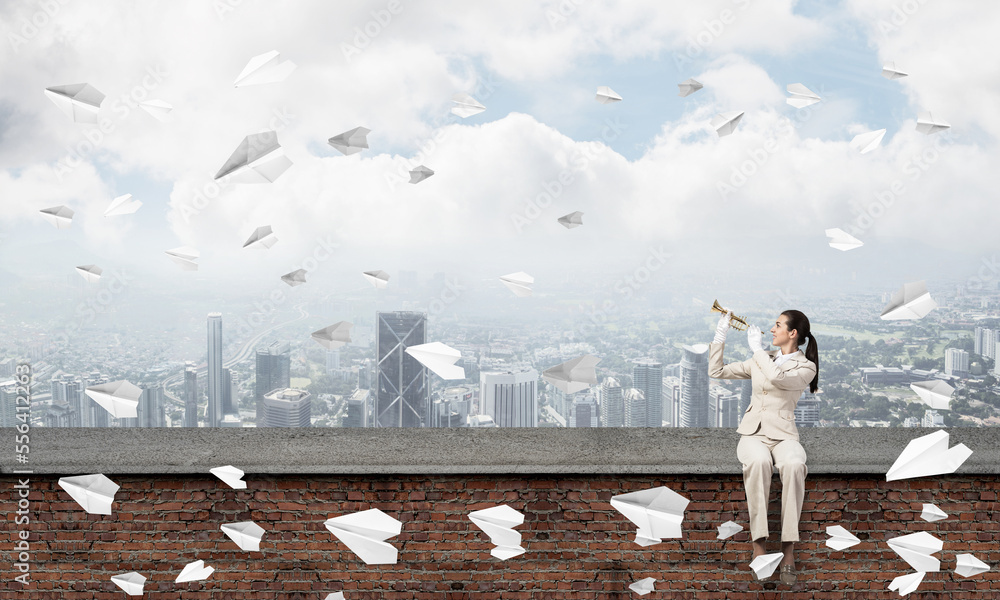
3,427,999,475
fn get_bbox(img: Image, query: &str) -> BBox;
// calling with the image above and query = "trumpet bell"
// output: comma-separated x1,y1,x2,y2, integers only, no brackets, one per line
710,299,750,331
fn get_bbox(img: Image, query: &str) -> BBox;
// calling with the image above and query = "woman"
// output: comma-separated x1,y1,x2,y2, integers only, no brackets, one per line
708,309,819,585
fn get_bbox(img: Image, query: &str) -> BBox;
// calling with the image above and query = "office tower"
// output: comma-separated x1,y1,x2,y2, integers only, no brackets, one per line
922,409,944,427
184,366,199,427
633,359,663,427
375,311,428,427
261,388,312,427
0,382,18,427
794,390,821,428
623,388,646,427
479,369,538,427
53,377,85,428
680,344,709,427
138,383,165,428
600,377,624,427
222,368,237,415
975,327,986,356
255,341,291,422
85,372,110,428
431,385,473,427
569,394,599,427
207,312,224,427
944,348,969,377
662,376,681,427
343,389,371,427
709,387,739,427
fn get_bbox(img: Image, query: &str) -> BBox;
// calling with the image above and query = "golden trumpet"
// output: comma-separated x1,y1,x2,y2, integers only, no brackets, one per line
711,300,750,331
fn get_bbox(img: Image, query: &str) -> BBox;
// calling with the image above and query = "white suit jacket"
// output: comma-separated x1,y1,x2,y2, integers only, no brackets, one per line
708,342,817,440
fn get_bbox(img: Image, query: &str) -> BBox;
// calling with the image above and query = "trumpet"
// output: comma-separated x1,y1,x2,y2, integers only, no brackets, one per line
711,300,750,331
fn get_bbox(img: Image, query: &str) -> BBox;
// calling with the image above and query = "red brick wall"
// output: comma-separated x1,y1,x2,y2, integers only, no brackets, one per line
3,474,999,599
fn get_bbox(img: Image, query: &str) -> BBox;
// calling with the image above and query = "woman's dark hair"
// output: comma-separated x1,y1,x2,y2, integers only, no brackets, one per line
780,309,819,393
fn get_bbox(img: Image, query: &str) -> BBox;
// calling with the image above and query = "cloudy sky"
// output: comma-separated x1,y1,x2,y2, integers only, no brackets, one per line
1,0,996,311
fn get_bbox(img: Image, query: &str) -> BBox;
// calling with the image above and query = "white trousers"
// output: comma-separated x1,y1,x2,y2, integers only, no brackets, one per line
736,433,808,542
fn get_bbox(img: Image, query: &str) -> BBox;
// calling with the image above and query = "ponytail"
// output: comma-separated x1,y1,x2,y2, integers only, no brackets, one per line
781,310,819,393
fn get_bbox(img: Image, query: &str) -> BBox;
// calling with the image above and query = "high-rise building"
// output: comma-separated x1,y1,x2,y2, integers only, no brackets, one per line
922,409,944,427
261,388,312,427
139,383,165,428
600,377,624,427
479,369,538,427
0,382,18,428
945,348,969,377
375,311,429,428
207,313,224,427
662,376,681,427
222,368,237,416
680,344,710,427
85,372,110,428
255,341,291,422
326,349,341,374
709,387,740,427
431,385,473,427
794,391,821,428
343,389,371,427
53,377,86,428
633,359,663,427
184,366,199,427
569,394,599,427
623,388,647,427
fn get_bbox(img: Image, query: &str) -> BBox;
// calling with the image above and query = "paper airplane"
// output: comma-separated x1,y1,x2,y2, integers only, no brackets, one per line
500,271,534,297
542,354,600,394
850,128,886,154
324,594,346,600
880,281,937,320
363,270,389,288
39,205,74,229
717,521,742,540
328,126,371,155
887,430,972,482
610,486,690,546
595,86,622,104
281,269,307,287
881,62,908,80
887,531,942,572
405,342,466,380
677,78,703,97
111,572,146,596
221,521,265,551
451,93,486,118
104,193,142,216
85,380,141,418
749,552,784,580
920,503,947,522
311,321,353,349
409,165,434,183
628,577,656,595
955,553,990,578
825,228,863,251
214,131,292,183
557,211,584,229
909,380,954,411
234,50,296,87
57,473,120,515
468,505,525,560
888,571,924,596
175,560,215,583
139,99,173,122
915,112,950,135
210,465,247,489
786,83,821,108
76,265,103,283
323,508,402,565
825,525,861,550
243,225,278,250
166,246,200,271
44,83,105,123
711,111,744,137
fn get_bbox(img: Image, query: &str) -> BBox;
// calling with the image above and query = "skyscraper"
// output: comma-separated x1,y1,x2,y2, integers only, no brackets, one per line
600,377,624,427
343,389,371,427
0,382,18,428
680,344,709,427
945,348,970,377
794,390,820,428
662,376,681,427
207,312,223,427
632,359,663,427
569,394,599,427
375,311,428,427
184,366,199,427
255,341,291,422
709,387,739,427
222,367,236,416
479,369,539,427
139,383,165,428
623,388,647,427
261,388,312,427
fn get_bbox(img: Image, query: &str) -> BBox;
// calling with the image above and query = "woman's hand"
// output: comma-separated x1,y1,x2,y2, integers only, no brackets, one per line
747,324,764,353
713,311,732,344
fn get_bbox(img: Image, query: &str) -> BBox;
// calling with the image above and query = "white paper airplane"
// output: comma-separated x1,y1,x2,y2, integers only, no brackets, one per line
281,269,307,287
887,429,972,482
887,531,942,572
40,205,74,229
221,521,265,551
76,265,103,283
104,193,142,217
749,552,784,580
786,83,821,108
451,93,486,118
324,594,346,600
825,525,861,550
409,165,434,183
881,62,908,80
711,111,744,137
909,380,954,411
139,99,173,122
311,321,353,349
243,225,278,250
405,342,466,380
323,508,402,565
888,571,924,596
557,211,584,229
717,521,742,540
915,111,950,135
610,486,690,546
595,86,622,104
919,503,947,522
111,572,146,596
542,354,601,394
57,473,120,515
468,505,525,559
328,126,371,155
955,553,990,578
234,50,296,87
85,380,141,418
500,271,534,297
45,83,105,123
677,78,703,97
628,577,656,595
210,465,247,489
825,228,863,251
166,246,200,271
214,131,292,183
363,270,389,288
850,128,886,154
175,560,215,583
880,281,937,320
